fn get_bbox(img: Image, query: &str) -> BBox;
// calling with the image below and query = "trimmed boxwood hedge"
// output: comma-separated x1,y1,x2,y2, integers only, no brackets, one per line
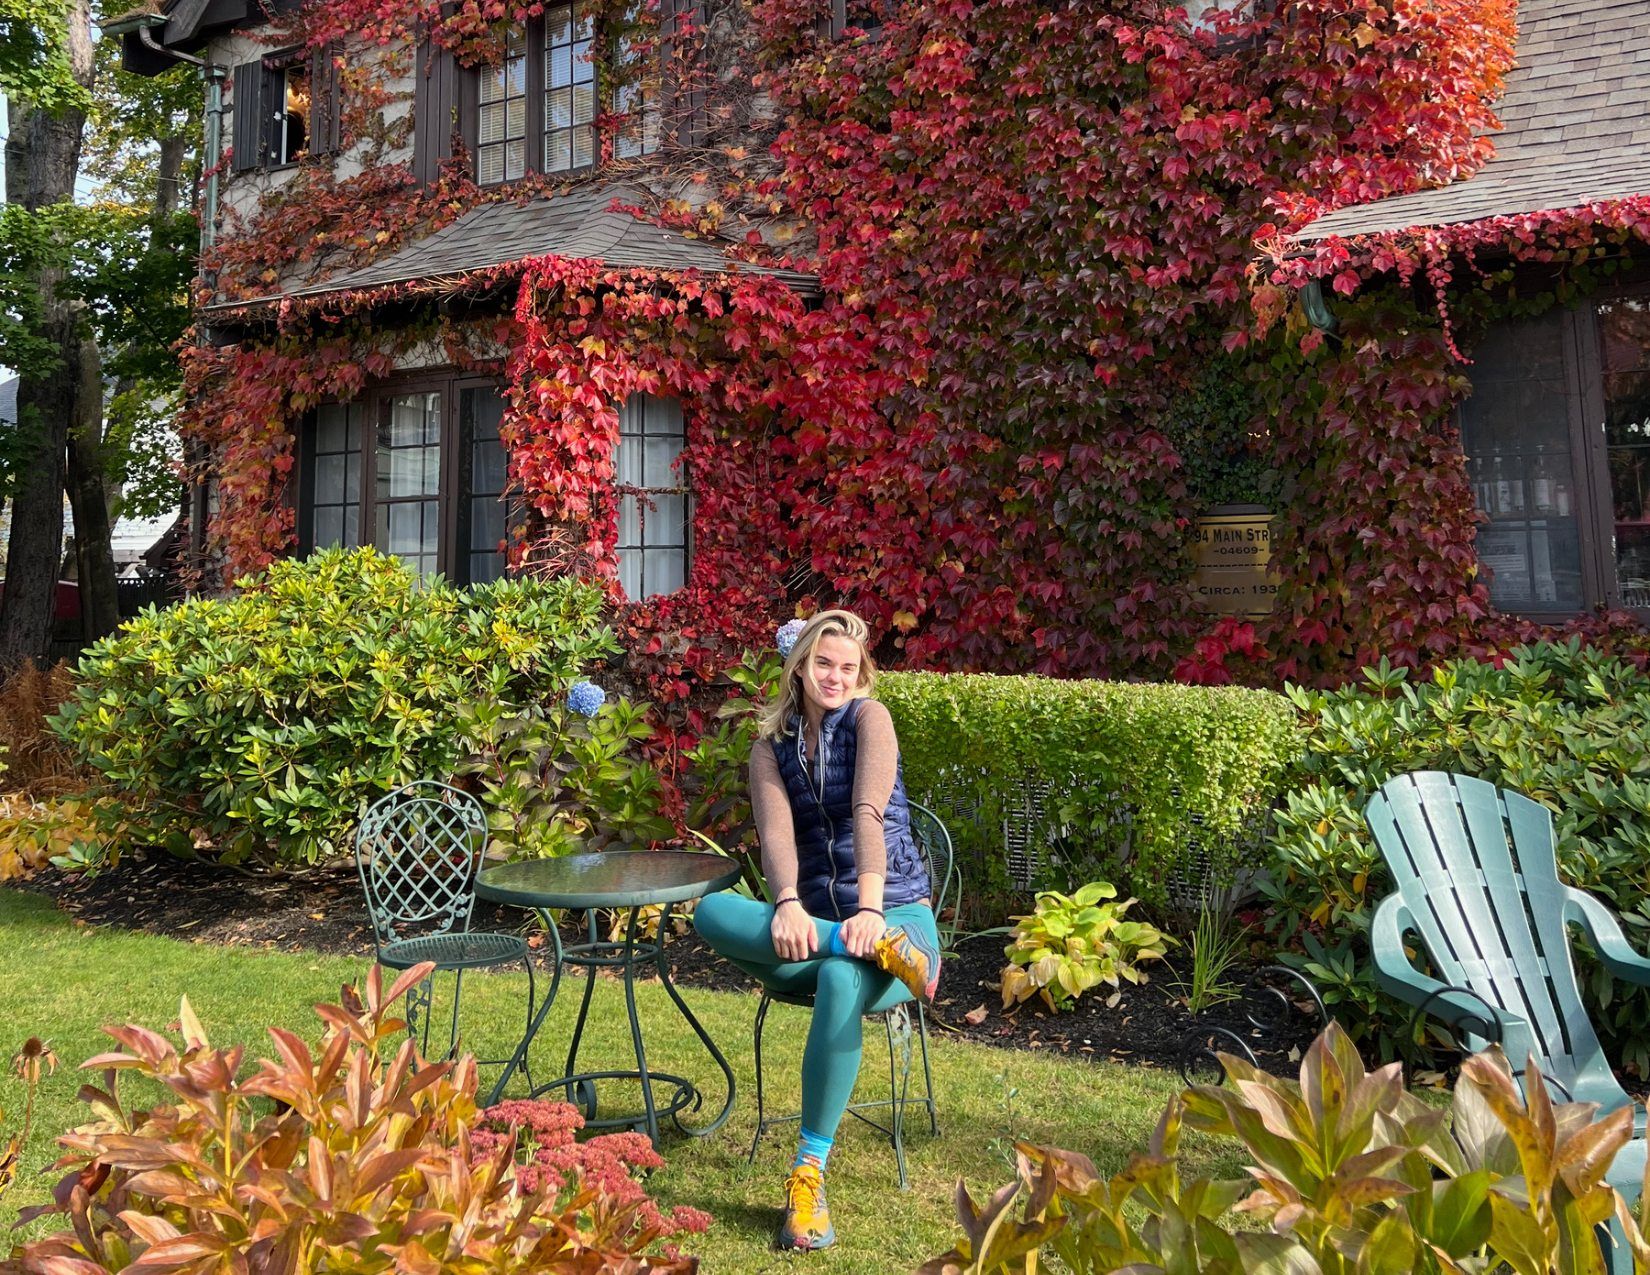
876,671,1301,919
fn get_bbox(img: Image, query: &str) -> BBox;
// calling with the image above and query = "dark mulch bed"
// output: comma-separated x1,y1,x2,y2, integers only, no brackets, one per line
18,851,1322,1077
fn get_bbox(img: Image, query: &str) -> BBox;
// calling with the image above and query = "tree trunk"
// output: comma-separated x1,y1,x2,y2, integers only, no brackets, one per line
66,335,120,642
63,132,189,645
0,0,95,669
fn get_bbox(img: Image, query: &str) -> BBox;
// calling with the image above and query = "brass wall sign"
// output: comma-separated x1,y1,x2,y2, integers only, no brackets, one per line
1192,507,1277,616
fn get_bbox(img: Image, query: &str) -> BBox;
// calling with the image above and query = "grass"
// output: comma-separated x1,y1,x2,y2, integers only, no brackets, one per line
0,888,1238,1271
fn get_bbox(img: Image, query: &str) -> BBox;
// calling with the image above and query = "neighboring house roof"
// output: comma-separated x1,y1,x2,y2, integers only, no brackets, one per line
202,183,820,319
0,376,16,426
1295,0,1650,242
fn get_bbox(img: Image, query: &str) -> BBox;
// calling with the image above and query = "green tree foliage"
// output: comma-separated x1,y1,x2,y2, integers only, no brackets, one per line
0,0,90,108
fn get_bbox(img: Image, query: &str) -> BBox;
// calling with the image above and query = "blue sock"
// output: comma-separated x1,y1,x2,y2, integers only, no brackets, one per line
794,1126,833,1169
822,922,849,957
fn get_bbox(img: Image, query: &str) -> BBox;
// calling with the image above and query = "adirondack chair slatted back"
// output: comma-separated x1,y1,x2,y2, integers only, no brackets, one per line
355,781,490,947
1366,771,1618,1105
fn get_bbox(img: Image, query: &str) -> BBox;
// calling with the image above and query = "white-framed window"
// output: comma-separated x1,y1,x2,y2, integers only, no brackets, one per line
615,392,689,600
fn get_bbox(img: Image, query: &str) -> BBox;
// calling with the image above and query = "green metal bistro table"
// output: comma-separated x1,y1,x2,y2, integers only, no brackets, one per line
476,850,741,1146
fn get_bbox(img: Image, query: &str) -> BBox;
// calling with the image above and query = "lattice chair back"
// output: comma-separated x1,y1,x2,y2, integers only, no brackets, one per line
355,781,490,954
908,801,958,924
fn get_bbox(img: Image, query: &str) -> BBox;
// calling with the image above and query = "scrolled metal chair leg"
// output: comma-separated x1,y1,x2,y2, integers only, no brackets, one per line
748,994,773,1165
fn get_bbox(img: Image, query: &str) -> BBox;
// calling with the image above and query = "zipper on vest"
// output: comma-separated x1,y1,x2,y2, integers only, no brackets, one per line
801,721,843,920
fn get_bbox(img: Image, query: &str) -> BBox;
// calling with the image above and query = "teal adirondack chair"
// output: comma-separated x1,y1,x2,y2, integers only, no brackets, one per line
1366,771,1650,1267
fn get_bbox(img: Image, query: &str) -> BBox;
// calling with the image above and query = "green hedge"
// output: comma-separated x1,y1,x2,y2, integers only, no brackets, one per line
1267,640,1650,1070
876,672,1301,918
54,548,616,865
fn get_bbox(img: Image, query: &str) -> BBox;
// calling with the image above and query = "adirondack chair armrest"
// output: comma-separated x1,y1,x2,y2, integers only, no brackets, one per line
1370,894,1525,1043
1564,888,1650,985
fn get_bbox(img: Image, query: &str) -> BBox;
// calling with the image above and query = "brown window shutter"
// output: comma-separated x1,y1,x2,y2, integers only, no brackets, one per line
309,43,344,156
661,0,708,147
412,39,459,184
231,61,266,171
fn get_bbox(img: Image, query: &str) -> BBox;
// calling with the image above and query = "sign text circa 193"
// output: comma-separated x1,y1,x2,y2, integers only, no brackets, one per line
1192,507,1277,617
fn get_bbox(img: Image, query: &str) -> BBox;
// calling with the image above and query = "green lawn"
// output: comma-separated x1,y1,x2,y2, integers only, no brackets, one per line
0,888,1236,1271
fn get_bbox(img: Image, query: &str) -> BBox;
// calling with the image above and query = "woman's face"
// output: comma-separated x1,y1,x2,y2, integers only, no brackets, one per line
802,632,862,714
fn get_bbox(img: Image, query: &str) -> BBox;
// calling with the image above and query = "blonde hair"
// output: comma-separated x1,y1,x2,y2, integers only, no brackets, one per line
758,609,877,740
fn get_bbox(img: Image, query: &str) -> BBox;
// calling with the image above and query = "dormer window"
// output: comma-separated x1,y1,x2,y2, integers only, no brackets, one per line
467,3,656,187
231,48,341,172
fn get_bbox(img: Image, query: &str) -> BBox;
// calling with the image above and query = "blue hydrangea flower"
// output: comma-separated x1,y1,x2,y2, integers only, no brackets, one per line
776,618,807,659
566,679,606,717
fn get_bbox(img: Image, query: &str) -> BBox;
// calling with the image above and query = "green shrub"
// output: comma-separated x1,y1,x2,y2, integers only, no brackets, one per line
1000,881,1168,1011
922,1023,1649,1275
1267,640,1650,1070
676,661,1299,922
876,671,1301,917
454,694,675,858
12,966,704,1272
53,548,616,866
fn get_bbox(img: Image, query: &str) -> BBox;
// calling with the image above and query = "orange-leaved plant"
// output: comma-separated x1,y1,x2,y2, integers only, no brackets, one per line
921,1022,1650,1274
8,963,704,1273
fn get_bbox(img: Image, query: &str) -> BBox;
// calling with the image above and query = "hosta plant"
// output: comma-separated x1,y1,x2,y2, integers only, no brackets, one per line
8,964,704,1273
999,881,1169,1012
922,1022,1650,1275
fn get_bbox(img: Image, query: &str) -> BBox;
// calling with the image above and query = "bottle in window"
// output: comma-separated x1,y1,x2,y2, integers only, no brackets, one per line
1492,454,1512,516
1532,452,1554,515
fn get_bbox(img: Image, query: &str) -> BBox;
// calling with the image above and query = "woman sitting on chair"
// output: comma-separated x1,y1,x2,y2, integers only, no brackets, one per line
694,608,940,1253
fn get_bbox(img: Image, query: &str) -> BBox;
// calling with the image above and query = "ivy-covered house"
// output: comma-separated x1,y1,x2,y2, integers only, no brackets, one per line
108,0,1647,691
1288,0,1650,623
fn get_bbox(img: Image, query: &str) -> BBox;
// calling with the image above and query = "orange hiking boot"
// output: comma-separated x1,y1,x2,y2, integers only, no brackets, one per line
777,1160,836,1251
873,925,940,1003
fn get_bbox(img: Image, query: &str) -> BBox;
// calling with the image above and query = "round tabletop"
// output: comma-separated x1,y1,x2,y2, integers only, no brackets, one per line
477,850,743,910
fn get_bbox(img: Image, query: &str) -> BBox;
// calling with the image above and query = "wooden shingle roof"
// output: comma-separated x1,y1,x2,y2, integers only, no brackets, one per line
1295,0,1650,242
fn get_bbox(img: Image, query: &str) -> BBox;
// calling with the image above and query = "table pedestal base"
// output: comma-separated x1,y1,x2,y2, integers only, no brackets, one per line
485,904,735,1147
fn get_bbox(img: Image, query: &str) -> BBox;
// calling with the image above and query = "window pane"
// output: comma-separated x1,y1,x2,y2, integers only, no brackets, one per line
618,492,641,548
314,452,346,504
388,502,422,553
343,504,360,548
1460,311,1586,612
470,552,505,584
480,103,506,144
505,139,525,180
316,403,350,452
545,129,572,172
1599,298,1650,607
313,505,343,549
572,124,595,169
616,435,645,487
643,436,680,488
345,451,361,500
618,546,642,600
644,547,686,597
478,146,504,185
548,86,572,129
572,81,595,123
643,493,686,546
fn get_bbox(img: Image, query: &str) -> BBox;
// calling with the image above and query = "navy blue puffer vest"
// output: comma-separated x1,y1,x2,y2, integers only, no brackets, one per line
772,697,928,918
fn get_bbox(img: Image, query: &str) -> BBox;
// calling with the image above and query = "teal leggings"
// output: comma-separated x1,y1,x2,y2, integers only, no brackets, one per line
693,892,938,1139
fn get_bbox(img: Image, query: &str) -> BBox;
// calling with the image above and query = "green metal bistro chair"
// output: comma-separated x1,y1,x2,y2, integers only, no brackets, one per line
748,802,959,1189
355,780,535,1080
1366,770,1650,1272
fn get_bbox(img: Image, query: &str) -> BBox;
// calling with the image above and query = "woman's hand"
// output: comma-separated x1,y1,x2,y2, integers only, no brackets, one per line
839,909,887,959
770,898,818,962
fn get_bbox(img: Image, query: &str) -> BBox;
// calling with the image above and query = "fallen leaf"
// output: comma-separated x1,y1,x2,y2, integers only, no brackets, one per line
963,1005,988,1025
